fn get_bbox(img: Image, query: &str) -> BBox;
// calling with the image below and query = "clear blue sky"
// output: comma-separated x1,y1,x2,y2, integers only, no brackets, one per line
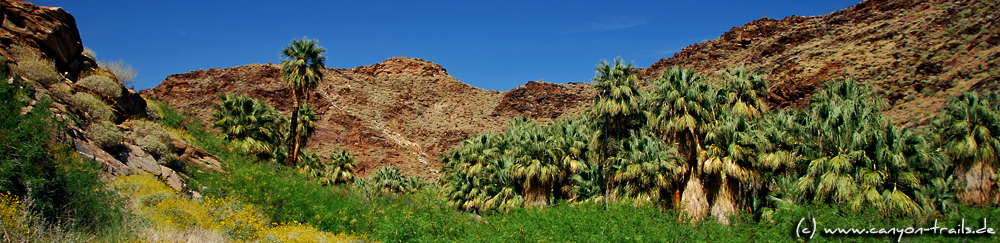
36,1,860,91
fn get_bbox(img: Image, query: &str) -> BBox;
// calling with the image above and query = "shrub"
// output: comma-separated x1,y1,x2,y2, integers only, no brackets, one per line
70,92,115,122
6,44,38,62
86,120,123,149
14,58,60,86
49,82,73,101
77,75,121,98
82,47,96,60
97,60,138,86
355,166,422,197
126,119,176,161
145,101,162,120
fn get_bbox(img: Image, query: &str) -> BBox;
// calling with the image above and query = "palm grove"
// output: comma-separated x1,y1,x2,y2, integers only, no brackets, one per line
440,58,1000,224
211,38,999,224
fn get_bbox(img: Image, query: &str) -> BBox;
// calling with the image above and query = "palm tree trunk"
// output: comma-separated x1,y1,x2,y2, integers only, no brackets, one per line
287,91,300,166
957,160,996,205
710,175,737,225
679,131,709,222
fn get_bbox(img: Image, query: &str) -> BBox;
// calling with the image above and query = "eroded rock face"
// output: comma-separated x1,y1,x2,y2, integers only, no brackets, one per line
171,138,224,172
121,143,187,191
73,138,132,176
122,144,162,175
1,0,94,79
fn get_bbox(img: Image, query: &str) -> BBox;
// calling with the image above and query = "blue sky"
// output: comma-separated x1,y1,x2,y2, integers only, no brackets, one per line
37,1,860,91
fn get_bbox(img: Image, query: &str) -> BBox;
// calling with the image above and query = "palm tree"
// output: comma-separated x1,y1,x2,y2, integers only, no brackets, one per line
646,67,717,221
701,112,773,224
212,94,286,161
795,80,923,216
612,131,683,207
440,133,523,212
299,149,357,185
589,58,643,206
935,91,1000,205
281,37,327,166
720,65,768,119
547,117,594,201
326,149,357,184
357,166,421,198
507,118,561,206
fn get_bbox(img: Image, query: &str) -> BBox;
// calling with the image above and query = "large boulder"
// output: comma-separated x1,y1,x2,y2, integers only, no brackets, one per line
1,0,93,79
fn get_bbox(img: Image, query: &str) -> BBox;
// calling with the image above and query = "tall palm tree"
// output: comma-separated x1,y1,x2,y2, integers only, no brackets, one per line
935,91,1000,205
589,58,643,206
647,67,717,221
701,112,773,224
281,37,326,166
212,94,286,161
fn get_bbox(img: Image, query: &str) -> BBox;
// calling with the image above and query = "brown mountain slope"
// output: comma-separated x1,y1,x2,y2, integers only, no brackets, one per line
640,0,999,126
141,57,593,178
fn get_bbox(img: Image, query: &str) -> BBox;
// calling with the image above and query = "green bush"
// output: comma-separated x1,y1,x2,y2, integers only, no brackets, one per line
14,58,60,86
77,75,121,98
125,119,176,161
145,101,162,121
85,120,123,149
70,92,115,122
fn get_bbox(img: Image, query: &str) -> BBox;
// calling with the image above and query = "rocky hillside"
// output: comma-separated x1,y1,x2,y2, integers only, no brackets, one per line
2,0,223,193
640,0,999,126
143,0,997,177
141,58,594,178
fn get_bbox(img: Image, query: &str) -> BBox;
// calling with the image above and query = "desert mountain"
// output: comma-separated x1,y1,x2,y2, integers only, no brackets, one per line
641,0,999,126
140,59,594,178
143,0,998,177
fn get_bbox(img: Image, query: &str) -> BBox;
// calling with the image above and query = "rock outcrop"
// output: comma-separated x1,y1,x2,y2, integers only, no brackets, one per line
1,0,94,79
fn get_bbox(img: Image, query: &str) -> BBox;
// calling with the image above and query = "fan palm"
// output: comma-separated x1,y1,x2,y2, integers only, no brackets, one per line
299,149,356,185
796,80,923,216
507,118,561,206
589,57,643,206
935,91,1000,205
719,65,769,119
212,94,286,161
702,112,773,224
281,37,326,166
547,117,594,201
647,67,717,221
440,133,523,212
612,131,683,207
